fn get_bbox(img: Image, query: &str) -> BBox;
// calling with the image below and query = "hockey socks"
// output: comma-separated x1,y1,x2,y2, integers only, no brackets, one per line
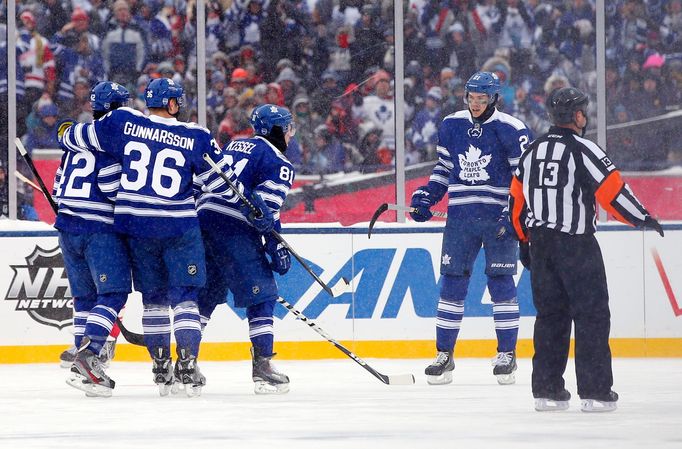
435,297,464,352
82,293,126,355
173,301,202,357
73,294,96,348
492,299,519,352
143,305,172,356
247,301,275,357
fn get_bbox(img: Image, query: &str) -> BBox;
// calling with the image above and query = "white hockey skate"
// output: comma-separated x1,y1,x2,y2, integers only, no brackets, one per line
252,347,290,395
534,389,571,411
66,343,115,398
491,351,517,385
580,391,618,413
151,347,174,396
173,347,205,398
425,351,455,385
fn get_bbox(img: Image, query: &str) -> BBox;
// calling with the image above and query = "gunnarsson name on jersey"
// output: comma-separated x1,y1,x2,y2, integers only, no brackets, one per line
123,122,195,151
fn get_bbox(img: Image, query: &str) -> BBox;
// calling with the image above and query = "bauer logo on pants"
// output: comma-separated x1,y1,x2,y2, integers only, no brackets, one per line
3,246,73,329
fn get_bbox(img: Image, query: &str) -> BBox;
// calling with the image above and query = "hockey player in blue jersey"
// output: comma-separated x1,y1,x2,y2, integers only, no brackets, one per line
409,72,531,386
55,81,133,397
196,104,295,394
60,78,253,397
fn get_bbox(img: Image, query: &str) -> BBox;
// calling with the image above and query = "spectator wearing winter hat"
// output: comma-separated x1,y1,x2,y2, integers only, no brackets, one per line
357,70,395,152
311,70,342,120
291,94,322,171
410,86,444,164
18,10,57,106
207,70,228,117
102,0,147,87
276,67,301,107
24,102,60,151
230,67,250,93
54,8,100,53
446,21,477,82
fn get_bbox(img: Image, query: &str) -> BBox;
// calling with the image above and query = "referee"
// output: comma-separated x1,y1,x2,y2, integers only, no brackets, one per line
509,87,664,413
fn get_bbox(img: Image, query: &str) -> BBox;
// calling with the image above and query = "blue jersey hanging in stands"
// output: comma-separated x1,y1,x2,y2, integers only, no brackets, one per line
427,107,531,220
61,106,240,237
196,133,294,232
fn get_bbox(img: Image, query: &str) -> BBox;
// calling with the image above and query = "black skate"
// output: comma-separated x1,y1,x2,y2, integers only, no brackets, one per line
66,343,115,397
491,351,517,385
534,389,571,411
581,390,618,413
252,347,290,395
425,350,455,385
59,345,77,368
173,347,205,397
151,347,174,396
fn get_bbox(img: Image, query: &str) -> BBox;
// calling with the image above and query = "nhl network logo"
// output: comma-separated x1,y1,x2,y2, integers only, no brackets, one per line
4,246,73,329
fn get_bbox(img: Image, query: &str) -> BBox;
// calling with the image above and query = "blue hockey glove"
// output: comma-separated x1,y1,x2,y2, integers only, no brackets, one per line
240,192,274,234
410,186,435,222
519,241,531,271
496,211,516,240
265,236,291,275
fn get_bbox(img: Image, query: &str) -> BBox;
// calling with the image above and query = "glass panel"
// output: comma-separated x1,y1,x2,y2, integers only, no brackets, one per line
10,0,195,224
1,16,7,218
605,0,682,221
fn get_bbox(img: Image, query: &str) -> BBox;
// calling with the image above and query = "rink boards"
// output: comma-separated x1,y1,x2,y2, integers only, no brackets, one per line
0,222,681,363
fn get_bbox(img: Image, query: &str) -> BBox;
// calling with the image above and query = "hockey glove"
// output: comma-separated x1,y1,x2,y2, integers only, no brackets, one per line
57,119,74,143
519,241,531,271
496,211,516,240
241,192,275,234
644,215,664,237
410,186,435,222
265,236,291,275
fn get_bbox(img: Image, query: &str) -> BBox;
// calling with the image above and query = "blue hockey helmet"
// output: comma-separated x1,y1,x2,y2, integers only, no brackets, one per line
250,104,295,136
464,71,500,104
145,77,184,108
90,81,130,112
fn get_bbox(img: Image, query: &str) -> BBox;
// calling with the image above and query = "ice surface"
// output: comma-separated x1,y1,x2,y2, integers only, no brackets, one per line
1,358,680,449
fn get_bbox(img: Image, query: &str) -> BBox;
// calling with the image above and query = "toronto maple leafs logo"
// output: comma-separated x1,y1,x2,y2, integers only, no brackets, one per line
468,123,483,138
458,145,492,183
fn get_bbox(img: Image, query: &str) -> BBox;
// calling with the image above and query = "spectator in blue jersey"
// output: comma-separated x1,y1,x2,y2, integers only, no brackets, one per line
59,77,260,397
196,104,296,395
409,71,531,386
57,81,133,397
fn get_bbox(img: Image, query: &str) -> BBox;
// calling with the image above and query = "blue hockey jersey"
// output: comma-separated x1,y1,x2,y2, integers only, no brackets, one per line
196,136,294,232
52,150,121,233
427,108,531,219
61,107,240,237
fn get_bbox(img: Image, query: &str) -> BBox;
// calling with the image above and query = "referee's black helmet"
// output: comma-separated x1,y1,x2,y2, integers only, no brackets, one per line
546,87,589,124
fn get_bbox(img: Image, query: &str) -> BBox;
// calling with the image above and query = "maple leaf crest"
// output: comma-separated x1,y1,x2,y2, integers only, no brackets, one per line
458,145,491,183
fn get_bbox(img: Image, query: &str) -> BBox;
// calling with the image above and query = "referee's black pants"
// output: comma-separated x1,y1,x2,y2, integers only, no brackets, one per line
529,227,614,399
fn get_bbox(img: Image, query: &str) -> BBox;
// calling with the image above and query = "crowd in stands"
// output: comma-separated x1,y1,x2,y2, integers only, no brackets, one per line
2,0,682,179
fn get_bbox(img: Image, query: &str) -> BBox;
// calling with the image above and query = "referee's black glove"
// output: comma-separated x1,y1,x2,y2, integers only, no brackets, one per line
519,242,531,271
644,216,664,237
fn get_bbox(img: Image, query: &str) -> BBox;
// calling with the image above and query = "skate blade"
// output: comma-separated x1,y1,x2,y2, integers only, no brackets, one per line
580,399,617,413
59,360,74,369
534,398,570,411
157,383,173,397
185,384,203,397
426,370,453,385
66,375,113,398
254,381,290,395
496,372,516,385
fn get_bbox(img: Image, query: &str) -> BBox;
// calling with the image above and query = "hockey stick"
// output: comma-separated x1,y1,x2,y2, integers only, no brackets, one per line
15,170,43,192
115,318,145,346
202,153,350,297
15,138,59,214
276,297,415,385
368,203,447,238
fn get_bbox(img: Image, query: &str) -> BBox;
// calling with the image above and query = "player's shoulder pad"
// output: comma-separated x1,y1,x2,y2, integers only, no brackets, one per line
443,110,469,122
254,136,293,166
493,110,528,131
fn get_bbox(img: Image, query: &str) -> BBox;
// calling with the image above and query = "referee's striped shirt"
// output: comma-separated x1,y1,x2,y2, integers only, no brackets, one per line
509,126,651,239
